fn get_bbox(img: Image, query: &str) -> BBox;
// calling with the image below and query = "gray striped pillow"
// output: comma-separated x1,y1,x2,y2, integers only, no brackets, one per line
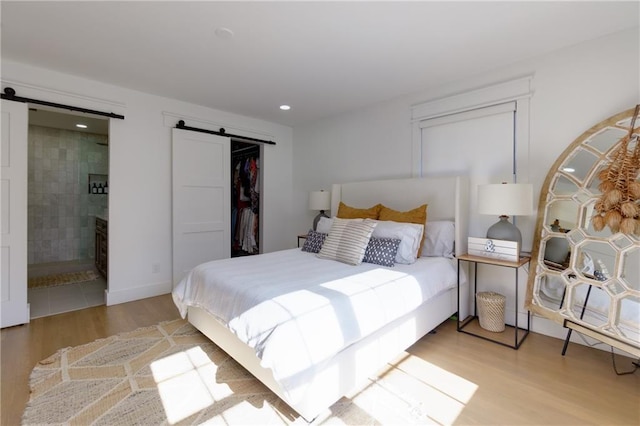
317,218,377,265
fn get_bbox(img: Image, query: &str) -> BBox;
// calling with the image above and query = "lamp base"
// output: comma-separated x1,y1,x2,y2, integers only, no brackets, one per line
486,216,522,248
313,210,329,231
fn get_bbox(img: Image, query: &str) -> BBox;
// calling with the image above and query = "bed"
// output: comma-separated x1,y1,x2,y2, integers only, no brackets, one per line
172,175,470,421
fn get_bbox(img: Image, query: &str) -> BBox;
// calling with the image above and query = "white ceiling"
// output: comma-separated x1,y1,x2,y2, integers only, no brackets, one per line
2,1,638,127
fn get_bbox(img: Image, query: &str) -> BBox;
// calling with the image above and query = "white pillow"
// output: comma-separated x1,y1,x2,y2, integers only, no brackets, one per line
316,216,337,234
370,220,424,264
422,220,455,258
317,218,377,265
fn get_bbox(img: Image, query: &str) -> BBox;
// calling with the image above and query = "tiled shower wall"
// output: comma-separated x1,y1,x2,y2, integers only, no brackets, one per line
28,125,109,265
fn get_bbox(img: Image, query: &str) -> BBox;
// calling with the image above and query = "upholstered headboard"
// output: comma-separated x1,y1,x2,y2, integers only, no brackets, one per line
330,176,469,256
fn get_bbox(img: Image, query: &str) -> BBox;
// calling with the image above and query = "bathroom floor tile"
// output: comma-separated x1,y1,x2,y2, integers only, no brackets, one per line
49,294,88,316
48,283,83,300
27,265,106,319
28,287,49,301
81,279,107,292
29,296,50,319
84,290,105,307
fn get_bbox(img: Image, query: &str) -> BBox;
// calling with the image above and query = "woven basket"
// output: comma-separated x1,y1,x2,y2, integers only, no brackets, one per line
476,291,506,332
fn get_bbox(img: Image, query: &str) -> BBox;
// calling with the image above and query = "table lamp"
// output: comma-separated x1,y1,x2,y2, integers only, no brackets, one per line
309,190,331,231
478,182,533,248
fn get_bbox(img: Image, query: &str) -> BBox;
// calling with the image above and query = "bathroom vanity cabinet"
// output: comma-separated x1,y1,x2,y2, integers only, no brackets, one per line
95,217,108,279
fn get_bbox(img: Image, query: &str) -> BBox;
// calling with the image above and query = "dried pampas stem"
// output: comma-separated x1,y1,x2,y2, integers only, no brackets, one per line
592,214,606,231
620,218,638,235
592,104,640,235
620,201,639,218
598,180,616,193
605,209,622,232
597,168,609,182
603,188,623,207
628,181,640,198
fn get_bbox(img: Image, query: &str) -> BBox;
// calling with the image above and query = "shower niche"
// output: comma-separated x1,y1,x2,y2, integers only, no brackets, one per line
88,173,108,194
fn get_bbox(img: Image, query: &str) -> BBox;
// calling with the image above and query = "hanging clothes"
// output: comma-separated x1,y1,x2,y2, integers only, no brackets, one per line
231,142,260,256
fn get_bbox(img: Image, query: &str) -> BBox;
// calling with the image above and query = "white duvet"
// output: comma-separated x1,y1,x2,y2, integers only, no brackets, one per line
172,248,457,399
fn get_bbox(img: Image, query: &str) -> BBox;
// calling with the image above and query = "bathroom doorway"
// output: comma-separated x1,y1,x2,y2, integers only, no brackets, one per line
26,109,109,318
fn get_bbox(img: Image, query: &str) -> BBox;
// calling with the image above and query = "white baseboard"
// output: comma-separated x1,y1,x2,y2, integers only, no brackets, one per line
105,280,171,306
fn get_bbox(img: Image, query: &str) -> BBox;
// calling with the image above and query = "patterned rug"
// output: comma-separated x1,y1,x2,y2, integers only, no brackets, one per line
27,270,99,289
22,320,433,425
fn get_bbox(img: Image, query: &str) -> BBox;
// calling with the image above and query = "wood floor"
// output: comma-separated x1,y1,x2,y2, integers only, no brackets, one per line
1,294,181,425
2,294,638,425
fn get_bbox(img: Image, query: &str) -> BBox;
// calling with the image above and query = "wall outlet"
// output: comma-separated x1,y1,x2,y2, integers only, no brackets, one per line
152,263,160,274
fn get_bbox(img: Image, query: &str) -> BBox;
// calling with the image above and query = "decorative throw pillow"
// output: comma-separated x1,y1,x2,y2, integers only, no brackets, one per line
363,237,401,267
378,203,428,225
378,204,428,255
422,220,456,258
317,218,377,265
336,202,382,220
316,216,337,234
371,220,424,264
301,229,327,253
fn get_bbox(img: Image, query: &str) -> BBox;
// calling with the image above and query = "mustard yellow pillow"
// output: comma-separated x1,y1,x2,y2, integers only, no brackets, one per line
378,204,427,224
336,202,382,220
378,204,428,254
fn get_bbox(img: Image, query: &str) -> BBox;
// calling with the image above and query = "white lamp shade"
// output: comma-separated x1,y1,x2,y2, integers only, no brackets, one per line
309,190,331,211
478,183,533,216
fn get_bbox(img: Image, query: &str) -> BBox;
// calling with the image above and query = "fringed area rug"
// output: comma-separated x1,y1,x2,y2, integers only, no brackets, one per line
22,319,437,425
27,270,99,289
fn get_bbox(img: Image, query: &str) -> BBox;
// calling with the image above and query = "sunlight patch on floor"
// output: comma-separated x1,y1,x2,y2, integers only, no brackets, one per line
147,345,478,425
395,353,478,404
349,353,479,425
150,347,219,424
150,346,288,425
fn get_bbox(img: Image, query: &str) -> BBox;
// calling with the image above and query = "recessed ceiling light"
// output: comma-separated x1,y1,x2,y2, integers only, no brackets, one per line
562,167,575,173
76,124,88,129
279,105,291,111
214,27,234,40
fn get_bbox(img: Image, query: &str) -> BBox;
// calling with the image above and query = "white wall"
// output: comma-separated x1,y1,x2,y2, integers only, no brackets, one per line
294,28,639,232
292,97,413,231
2,61,293,306
293,28,639,343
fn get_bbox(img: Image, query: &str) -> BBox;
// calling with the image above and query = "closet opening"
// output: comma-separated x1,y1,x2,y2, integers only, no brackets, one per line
26,108,109,318
231,139,261,257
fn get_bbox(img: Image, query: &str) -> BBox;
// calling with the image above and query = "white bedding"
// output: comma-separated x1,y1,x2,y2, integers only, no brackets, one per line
172,248,457,400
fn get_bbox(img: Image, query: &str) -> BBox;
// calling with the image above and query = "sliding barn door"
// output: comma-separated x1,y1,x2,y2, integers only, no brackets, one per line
172,129,230,286
1,100,29,327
